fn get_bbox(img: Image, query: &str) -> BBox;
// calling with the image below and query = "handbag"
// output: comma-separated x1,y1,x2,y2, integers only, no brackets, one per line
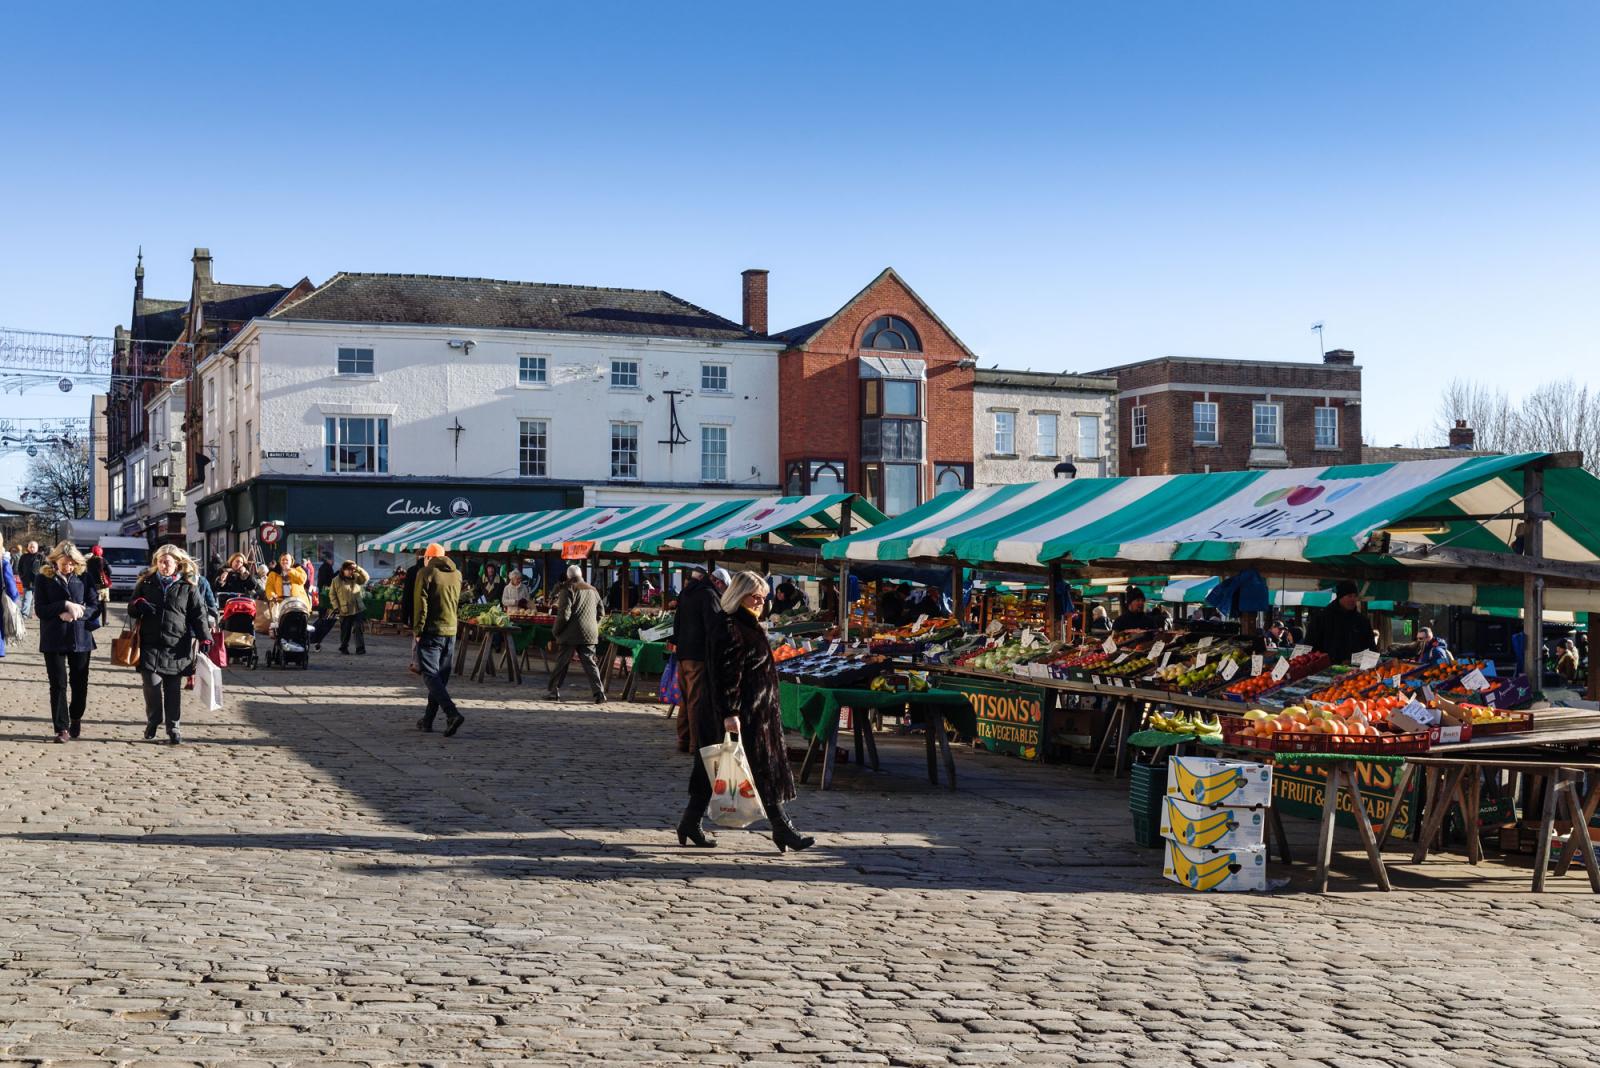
657,654,681,705
193,653,224,712
2,591,22,641
111,626,141,668
208,628,228,668
700,734,768,829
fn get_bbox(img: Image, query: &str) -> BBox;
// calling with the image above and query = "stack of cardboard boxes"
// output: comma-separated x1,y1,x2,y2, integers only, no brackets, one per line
1161,755,1274,892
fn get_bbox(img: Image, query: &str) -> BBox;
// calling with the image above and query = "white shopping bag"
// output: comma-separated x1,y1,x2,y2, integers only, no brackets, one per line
193,653,224,713
699,734,768,829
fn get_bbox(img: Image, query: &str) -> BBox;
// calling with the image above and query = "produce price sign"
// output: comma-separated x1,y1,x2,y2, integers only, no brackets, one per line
1271,657,1290,681
1251,654,1264,677
561,541,595,560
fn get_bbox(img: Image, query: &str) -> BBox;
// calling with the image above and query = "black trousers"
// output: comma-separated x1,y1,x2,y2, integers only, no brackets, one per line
417,635,458,722
43,651,90,733
140,670,183,729
686,748,712,815
549,643,604,697
339,614,365,652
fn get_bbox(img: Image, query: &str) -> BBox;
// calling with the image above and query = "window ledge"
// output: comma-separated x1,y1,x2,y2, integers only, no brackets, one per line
987,453,1020,461
610,386,643,393
1029,455,1060,462
515,382,551,390
1194,442,1222,448
334,373,378,382
1314,445,1342,451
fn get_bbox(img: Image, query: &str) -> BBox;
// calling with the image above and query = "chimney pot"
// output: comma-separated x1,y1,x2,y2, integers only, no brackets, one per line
1448,421,1476,449
741,268,769,335
1323,348,1355,365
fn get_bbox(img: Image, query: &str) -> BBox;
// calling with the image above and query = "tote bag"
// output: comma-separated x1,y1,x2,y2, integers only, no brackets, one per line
193,653,224,713
2,592,22,642
111,627,141,668
699,734,768,829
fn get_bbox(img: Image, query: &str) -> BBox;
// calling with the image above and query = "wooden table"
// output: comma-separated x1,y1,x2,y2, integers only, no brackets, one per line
780,683,977,791
1393,754,1600,893
467,625,524,685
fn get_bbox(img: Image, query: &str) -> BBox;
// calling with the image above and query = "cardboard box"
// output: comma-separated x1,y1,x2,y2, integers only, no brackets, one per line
1166,756,1274,808
1160,796,1266,851
1162,839,1269,892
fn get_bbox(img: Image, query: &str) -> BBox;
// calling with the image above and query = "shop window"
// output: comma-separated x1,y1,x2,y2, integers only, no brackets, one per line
1131,405,1147,448
934,463,970,495
519,419,548,477
993,411,1015,455
861,315,921,352
336,347,374,375
1077,415,1101,459
1315,406,1339,448
1193,402,1217,445
518,356,548,385
701,425,728,482
324,416,389,474
1253,402,1282,446
610,423,639,479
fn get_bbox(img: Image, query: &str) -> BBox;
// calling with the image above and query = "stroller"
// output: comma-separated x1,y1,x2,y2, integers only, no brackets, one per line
270,595,312,669
220,595,259,669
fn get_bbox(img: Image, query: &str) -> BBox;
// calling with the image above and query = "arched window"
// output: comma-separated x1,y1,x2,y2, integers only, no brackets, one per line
861,315,921,352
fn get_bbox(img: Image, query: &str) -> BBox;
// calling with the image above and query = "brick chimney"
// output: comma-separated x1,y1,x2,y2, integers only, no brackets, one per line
192,247,213,287
1449,419,1476,449
741,268,769,334
1323,348,1355,365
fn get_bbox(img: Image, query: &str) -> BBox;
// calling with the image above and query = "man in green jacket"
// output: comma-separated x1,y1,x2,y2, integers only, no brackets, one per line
328,560,371,655
413,544,465,736
548,564,605,703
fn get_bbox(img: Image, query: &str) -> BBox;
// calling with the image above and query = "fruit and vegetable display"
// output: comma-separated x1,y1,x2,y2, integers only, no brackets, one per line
1219,651,1330,700
599,611,673,641
1146,711,1222,737
1223,703,1434,754
458,603,512,627
775,650,889,688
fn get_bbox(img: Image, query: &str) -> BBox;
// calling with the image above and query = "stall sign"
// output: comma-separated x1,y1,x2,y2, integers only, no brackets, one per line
936,675,1046,761
562,541,595,560
1273,759,1418,838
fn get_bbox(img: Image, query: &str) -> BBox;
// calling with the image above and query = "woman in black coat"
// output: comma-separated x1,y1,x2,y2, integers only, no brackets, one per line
34,541,104,742
128,545,211,745
216,552,263,600
712,570,813,853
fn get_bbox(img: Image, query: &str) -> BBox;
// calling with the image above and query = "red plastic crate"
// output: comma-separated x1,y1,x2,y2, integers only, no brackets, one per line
1221,716,1434,755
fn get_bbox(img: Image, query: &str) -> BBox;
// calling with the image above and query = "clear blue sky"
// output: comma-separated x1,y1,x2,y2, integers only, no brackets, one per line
3,1,1598,495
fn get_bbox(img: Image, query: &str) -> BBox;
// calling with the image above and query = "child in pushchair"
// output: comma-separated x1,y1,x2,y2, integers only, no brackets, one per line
220,595,259,669
270,595,313,669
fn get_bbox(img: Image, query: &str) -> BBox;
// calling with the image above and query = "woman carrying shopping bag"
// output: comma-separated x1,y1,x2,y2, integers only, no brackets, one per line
678,569,815,853
0,549,19,659
34,542,104,742
127,545,212,746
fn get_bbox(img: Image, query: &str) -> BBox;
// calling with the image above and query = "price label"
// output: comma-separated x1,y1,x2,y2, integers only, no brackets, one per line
1221,659,1239,681
1461,668,1490,692
1353,649,1380,670
1195,653,1208,668
1102,636,1118,654
1198,636,1215,649
1012,664,1031,678
1421,684,1436,702
1291,644,1312,660
1251,654,1265,677
1160,651,1172,669
1389,674,1403,689
915,614,929,627
1271,656,1290,681
1114,652,1130,664
1020,628,1041,649
1149,641,1165,660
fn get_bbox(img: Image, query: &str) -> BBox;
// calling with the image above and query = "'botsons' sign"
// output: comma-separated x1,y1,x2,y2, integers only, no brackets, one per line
934,675,1046,761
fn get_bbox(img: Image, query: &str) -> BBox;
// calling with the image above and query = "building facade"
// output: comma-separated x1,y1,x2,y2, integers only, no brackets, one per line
195,271,781,571
139,384,187,545
971,369,1118,485
86,395,110,522
1096,350,1363,476
773,268,976,516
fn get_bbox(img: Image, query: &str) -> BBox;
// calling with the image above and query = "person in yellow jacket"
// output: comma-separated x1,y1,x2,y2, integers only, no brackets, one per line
264,553,308,603
327,561,371,655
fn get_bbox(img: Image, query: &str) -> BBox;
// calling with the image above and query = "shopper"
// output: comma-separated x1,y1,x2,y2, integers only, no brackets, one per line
1307,580,1376,663
501,568,531,610
328,560,371,655
16,540,43,619
672,566,729,755
1112,588,1166,632
265,553,307,603
185,569,222,691
1088,605,1111,634
1557,639,1581,684
316,554,336,618
400,551,425,629
702,570,813,853
34,542,104,742
217,553,263,599
548,564,605,704
83,545,112,607
412,544,464,736
0,549,15,659
1416,627,1455,666
127,545,211,745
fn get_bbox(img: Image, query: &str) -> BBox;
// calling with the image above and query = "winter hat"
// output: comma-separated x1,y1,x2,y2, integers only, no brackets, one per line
424,543,446,559
92,545,104,557
711,567,732,586
1334,579,1359,598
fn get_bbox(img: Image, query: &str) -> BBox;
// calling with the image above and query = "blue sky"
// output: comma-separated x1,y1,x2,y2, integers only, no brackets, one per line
2,1,1598,495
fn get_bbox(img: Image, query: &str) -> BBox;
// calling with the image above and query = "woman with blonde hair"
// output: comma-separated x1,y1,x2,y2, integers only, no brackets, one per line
34,541,104,741
701,569,814,853
128,545,212,745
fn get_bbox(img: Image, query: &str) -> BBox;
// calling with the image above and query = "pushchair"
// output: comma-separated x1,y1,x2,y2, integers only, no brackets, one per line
270,595,312,669
220,595,259,669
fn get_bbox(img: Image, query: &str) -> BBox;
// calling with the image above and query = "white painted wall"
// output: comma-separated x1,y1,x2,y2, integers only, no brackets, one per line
973,382,1118,485
208,320,781,495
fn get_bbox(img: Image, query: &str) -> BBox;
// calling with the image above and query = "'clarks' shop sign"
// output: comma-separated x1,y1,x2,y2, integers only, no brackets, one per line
265,482,579,534
386,496,474,518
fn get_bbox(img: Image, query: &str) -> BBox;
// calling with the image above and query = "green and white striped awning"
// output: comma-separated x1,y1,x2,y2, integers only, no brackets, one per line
362,507,652,555
1158,576,1336,608
823,453,1600,576
648,494,888,554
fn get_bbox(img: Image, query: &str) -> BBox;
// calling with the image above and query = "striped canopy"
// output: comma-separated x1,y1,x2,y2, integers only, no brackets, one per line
648,494,888,554
823,453,1600,577
1159,576,1336,608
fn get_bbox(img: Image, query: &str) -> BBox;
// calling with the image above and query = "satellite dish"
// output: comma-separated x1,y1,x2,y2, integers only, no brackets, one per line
58,377,73,393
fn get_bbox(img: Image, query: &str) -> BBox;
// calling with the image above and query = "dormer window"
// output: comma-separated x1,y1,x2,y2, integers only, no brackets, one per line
861,316,921,352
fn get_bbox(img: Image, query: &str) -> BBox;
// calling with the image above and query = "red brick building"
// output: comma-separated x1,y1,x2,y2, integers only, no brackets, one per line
1094,351,1363,476
765,268,977,515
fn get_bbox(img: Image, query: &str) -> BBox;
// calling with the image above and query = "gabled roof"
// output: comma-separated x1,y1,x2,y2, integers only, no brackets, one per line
270,272,765,342
770,267,979,360
202,285,297,322
975,368,1118,392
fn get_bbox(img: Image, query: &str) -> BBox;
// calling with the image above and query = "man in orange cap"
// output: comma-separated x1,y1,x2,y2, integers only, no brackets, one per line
413,543,464,736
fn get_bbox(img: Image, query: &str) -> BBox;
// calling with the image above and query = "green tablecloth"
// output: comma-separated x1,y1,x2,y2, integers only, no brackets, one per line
778,681,978,742
606,636,672,676
514,622,554,653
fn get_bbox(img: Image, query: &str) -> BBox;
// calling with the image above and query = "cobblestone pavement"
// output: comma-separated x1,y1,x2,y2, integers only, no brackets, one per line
1,617,1598,1067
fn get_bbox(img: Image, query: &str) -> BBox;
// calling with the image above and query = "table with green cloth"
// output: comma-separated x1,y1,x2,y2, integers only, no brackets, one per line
602,636,673,701
779,681,977,791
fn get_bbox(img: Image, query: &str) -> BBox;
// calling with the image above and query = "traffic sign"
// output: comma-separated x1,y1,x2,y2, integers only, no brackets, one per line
259,523,281,544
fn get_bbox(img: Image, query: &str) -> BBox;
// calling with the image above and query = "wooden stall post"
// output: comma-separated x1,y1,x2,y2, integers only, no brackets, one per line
951,564,965,624
1047,561,1062,643
835,495,856,641
1524,465,1546,695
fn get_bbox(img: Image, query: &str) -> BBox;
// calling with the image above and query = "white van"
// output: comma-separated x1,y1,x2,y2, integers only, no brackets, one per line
96,536,151,599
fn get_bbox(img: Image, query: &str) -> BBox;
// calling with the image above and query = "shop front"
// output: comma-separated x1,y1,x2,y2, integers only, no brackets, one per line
203,478,584,577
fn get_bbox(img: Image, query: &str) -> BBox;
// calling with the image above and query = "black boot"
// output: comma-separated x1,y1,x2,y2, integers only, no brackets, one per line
770,804,814,854
144,717,160,741
676,803,716,848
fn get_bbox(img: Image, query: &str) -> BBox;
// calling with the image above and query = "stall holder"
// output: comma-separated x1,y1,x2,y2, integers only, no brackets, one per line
779,682,977,790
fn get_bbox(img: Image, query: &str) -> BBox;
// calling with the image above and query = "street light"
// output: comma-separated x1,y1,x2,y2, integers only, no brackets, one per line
1053,461,1077,480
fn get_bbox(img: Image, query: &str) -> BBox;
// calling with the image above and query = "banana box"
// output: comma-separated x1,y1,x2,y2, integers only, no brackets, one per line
1160,795,1265,851
1163,838,1268,892
1166,756,1273,808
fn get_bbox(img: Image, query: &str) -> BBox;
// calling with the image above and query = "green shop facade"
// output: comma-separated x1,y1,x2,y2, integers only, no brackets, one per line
194,477,584,574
